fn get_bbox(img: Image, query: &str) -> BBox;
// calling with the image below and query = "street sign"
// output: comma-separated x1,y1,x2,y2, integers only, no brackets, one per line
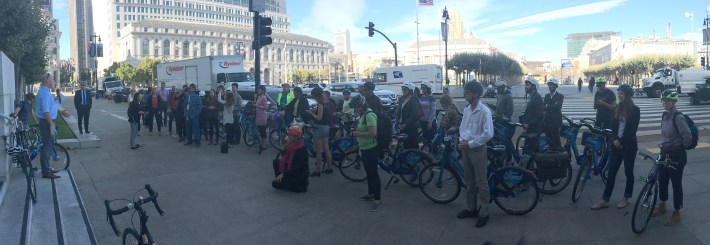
249,0,265,12
561,61,573,69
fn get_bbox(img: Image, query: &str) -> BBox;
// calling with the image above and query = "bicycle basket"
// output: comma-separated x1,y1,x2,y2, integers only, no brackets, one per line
581,132,603,151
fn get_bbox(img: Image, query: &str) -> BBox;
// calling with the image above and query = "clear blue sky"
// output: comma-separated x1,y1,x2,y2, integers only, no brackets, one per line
56,0,710,63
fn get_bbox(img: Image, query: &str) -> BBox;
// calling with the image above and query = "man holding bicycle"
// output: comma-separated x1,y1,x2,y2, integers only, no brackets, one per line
457,81,494,228
36,73,70,179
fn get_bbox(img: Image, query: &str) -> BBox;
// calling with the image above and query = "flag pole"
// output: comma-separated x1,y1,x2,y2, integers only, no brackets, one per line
416,0,420,65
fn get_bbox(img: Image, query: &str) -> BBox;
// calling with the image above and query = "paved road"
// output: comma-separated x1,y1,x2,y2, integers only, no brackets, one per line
63,97,710,244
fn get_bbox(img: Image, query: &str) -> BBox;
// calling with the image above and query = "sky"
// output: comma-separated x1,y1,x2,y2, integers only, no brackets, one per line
55,0,710,64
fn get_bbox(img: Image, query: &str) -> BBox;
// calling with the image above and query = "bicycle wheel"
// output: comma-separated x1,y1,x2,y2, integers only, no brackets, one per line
27,128,40,148
571,159,591,203
24,161,37,203
492,167,540,215
269,129,288,151
50,143,70,170
338,151,367,182
122,228,141,245
529,160,572,195
244,126,255,147
399,151,431,187
418,164,462,204
632,181,657,234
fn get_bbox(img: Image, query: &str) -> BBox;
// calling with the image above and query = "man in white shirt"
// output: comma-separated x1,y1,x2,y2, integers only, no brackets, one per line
456,81,494,228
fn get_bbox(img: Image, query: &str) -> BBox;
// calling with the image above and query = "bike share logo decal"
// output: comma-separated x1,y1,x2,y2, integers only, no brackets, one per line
166,66,184,75
503,170,523,184
219,61,241,68
405,152,420,164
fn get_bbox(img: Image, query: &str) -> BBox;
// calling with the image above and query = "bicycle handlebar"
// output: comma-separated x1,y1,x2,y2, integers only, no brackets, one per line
104,184,163,237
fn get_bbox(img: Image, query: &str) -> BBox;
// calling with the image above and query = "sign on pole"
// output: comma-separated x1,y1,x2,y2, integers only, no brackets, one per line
249,0,266,12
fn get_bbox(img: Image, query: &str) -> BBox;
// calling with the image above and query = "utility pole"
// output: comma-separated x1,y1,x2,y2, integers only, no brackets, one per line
366,22,398,66
442,7,450,85
250,0,273,91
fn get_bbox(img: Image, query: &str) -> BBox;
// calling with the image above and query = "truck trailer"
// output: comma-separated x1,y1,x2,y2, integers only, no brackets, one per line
156,55,254,91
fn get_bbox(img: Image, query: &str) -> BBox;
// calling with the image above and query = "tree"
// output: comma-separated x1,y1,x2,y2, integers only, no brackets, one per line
582,55,694,87
115,62,135,86
449,52,524,86
0,0,52,98
103,62,121,77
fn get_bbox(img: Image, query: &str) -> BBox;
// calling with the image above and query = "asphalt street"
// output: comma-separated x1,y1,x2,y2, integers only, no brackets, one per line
63,93,710,245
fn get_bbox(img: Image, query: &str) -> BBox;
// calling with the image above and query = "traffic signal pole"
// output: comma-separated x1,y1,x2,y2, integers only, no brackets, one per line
253,12,261,91
366,22,398,66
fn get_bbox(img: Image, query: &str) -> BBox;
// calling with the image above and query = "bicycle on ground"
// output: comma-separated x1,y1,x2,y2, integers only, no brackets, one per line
2,113,38,202
631,151,678,234
338,133,430,189
104,184,165,245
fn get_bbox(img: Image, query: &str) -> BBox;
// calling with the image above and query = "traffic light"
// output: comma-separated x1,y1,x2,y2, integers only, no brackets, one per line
256,16,273,48
702,57,706,67
367,22,375,37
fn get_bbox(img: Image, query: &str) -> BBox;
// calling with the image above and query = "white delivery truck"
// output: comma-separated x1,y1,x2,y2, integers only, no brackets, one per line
98,76,128,100
642,68,710,98
373,64,444,94
157,55,254,91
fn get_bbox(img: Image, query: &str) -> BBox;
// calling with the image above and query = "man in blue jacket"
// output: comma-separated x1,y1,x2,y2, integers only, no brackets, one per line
184,84,203,147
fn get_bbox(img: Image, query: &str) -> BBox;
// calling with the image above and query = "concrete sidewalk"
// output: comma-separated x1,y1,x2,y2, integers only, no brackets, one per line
65,97,710,244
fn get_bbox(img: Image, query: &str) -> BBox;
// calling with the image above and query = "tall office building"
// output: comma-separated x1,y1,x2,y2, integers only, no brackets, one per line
333,30,352,72
69,0,94,83
448,11,464,40
37,0,62,87
566,31,620,58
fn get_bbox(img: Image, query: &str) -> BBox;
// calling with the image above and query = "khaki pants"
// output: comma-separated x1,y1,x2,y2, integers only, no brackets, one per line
461,145,490,217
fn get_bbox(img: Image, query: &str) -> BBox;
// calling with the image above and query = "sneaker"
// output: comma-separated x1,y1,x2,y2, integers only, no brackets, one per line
652,203,667,217
369,201,381,212
456,209,478,219
616,199,630,209
665,210,681,226
475,215,489,228
359,194,374,201
590,201,609,210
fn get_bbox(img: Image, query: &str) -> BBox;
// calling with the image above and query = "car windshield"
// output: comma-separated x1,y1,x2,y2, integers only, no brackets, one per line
226,73,253,83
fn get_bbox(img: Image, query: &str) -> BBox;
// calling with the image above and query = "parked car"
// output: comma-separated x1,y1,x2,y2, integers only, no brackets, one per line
300,83,327,96
323,82,397,108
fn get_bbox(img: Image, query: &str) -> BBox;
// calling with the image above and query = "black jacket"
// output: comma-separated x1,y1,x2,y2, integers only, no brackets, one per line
127,101,142,123
396,95,420,129
521,91,543,133
285,146,309,181
543,91,564,125
285,96,309,123
610,105,640,150
74,89,93,108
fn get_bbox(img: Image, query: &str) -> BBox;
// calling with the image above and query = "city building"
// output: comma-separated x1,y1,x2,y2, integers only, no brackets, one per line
333,30,353,73
448,11,464,40
117,19,330,85
566,31,621,58
69,0,94,84
39,0,63,88
106,0,330,85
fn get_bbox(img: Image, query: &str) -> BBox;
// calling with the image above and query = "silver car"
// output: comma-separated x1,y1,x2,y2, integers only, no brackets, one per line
324,82,397,108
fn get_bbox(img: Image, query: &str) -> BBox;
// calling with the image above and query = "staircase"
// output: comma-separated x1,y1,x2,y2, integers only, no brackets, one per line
0,168,97,245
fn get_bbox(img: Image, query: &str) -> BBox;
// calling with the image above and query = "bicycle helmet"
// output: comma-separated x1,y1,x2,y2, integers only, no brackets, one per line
348,95,366,109
661,89,678,101
524,76,538,89
595,77,607,84
342,89,351,95
402,81,415,91
547,77,559,86
421,81,433,89
617,84,634,96
463,81,483,96
362,81,376,91
287,125,303,138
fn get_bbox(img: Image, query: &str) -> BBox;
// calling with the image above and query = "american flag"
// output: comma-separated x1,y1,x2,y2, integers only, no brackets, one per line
418,0,433,6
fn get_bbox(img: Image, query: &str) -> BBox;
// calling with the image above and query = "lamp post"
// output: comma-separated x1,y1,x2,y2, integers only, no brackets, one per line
89,34,101,99
442,7,450,86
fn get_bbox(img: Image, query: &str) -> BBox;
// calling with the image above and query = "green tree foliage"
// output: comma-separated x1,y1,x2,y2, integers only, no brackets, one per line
115,62,135,85
0,0,52,97
448,52,524,86
103,62,121,77
583,55,695,86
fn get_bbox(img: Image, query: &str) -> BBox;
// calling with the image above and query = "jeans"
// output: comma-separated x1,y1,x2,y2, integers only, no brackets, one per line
659,150,687,210
161,104,168,126
361,147,381,200
175,111,185,138
207,115,219,141
129,122,138,146
146,109,162,132
167,110,175,133
232,113,241,144
186,116,201,145
38,120,53,173
602,147,637,201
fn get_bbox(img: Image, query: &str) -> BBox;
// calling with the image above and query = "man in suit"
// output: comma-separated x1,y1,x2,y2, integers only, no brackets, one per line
543,78,564,150
521,77,543,154
74,81,93,134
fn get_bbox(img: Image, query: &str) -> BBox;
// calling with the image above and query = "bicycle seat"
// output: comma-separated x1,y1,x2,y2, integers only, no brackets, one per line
487,145,506,152
446,127,459,135
393,134,408,140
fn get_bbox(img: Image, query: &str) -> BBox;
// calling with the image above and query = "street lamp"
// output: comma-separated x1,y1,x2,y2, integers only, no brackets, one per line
442,7,450,86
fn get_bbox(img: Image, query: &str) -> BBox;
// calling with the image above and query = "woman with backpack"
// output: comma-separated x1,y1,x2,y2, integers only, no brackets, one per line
652,90,693,226
419,81,437,143
591,84,640,210
350,95,381,212
306,87,333,176
396,81,421,149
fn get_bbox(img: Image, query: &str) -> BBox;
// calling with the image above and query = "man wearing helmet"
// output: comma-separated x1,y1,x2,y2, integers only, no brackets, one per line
593,77,616,130
396,81,421,149
520,77,543,153
543,77,564,149
653,90,692,226
493,81,513,120
456,81,494,228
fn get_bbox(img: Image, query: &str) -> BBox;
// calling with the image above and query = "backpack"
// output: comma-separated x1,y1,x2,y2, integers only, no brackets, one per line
366,110,392,149
672,112,699,150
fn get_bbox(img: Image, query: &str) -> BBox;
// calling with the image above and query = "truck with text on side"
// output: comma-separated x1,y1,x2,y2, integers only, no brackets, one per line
373,64,444,94
156,55,254,92
642,68,710,99
98,76,129,102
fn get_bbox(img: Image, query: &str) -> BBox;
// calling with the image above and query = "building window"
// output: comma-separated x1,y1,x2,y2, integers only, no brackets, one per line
117,31,121,37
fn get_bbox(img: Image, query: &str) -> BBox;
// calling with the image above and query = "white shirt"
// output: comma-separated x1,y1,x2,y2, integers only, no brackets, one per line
459,101,494,149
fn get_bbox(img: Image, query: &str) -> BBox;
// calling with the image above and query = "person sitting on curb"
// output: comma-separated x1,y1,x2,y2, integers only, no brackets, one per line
272,125,310,193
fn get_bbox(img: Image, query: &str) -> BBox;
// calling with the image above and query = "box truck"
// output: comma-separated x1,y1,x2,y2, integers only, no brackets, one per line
373,64,444,94
156,55,254,91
